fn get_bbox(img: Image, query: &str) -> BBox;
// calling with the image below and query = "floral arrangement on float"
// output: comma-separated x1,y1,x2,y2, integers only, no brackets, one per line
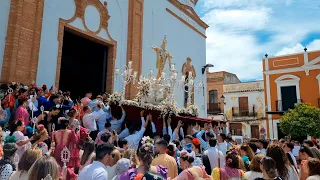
107,92,122,105
178,104,199,117
159,102,179,119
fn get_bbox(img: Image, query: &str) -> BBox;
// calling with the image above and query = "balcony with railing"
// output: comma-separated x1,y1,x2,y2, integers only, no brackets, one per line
276,99,302,112
207,103,221,114
232,106,257,119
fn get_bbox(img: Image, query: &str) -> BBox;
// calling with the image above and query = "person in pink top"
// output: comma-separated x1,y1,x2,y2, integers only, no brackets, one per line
81,92,92,107
14,95,30,127
51,117,79,170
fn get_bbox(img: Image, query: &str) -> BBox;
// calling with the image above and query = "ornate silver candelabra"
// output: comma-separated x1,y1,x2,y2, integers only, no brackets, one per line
180,71,203,106
115,61,138,100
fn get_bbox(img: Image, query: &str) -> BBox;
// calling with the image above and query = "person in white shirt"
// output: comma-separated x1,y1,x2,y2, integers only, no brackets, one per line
203,138,225,171
110,105,126,133
256,139,268,155
79,143,115,180
82,106,99,140
292,141,300,157
95,103,109,132
217,133,228,155
125,110,150,151
283,142,298,168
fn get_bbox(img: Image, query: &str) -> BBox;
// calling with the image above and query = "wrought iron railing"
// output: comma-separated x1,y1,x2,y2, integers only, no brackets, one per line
276,99,302,111
232,105,257,117
207,103,221,114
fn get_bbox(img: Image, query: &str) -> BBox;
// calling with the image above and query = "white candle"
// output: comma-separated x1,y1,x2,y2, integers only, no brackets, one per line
133,71,138,78
173,72,177,79
181,75,185,82
171,64,175,70
128,61,132,68
199,81,203,88
189,79,194,86
115,68,120,75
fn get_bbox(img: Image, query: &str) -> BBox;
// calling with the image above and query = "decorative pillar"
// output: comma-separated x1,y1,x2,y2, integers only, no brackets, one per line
126,0,144,99
1,0,44,84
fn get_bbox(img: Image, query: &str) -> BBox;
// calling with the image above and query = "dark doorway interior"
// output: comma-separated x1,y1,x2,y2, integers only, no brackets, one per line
59,29,108,100
277,123,286,139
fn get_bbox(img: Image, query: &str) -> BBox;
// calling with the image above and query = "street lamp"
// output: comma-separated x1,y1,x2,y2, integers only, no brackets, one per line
202,64,214,74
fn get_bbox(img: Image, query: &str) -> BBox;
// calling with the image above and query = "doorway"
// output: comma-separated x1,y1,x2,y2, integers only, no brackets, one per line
59,29,108,100
251,125,259,139
277,123,286,139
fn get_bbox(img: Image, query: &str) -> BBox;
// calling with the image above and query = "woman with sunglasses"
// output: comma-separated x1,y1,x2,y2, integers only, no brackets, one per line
255,156,283,180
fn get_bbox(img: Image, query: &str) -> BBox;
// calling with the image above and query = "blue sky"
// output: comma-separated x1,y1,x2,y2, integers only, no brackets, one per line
194,0,320,81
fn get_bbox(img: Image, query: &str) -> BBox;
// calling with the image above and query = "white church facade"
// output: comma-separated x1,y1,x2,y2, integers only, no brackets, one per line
0,0,208,116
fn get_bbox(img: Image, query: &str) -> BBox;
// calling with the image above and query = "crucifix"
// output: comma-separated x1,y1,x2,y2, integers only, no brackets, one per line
7,88,13,103
152,35,173,79
61,146,71,168
61,146,71,179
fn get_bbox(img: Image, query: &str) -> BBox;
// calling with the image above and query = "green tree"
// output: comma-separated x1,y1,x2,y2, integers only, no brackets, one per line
279,103,320,138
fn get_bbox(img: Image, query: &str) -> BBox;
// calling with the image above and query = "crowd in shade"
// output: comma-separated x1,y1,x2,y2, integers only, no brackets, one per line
0,82,319,180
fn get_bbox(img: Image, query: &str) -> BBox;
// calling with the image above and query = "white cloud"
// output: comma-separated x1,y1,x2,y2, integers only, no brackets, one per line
308,40,320,51
200,0,320,81
203,0,265,8
203,8,271,31
275,43,304,56
275,39,320,56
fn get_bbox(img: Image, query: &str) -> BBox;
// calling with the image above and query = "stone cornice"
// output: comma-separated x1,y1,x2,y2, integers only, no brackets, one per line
168,0,209,29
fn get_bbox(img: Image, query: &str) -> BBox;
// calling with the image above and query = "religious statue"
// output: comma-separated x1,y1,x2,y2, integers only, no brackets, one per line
182,57,196,106
152,35,173,79
182,57,196,77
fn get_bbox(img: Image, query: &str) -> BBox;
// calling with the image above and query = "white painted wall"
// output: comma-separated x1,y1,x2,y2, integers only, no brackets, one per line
36,0,129,89
224,90,265,119
142,1,207,117
223,81,267,138
2,0,207,116
0,0,11,78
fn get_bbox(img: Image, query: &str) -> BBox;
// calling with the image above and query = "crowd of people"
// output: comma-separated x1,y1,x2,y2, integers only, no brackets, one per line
0,83,319,180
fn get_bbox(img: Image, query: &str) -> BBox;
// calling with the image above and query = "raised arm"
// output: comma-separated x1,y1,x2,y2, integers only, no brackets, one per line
140,110,146,127
196,123,209,148
162,117,167,135
136,115,149,141
119,105,126,123
172,120,183,141
150,114,156,133
167,118,173,140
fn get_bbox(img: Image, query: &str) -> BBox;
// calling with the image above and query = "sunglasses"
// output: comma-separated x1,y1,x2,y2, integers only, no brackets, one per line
259,158,264,164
